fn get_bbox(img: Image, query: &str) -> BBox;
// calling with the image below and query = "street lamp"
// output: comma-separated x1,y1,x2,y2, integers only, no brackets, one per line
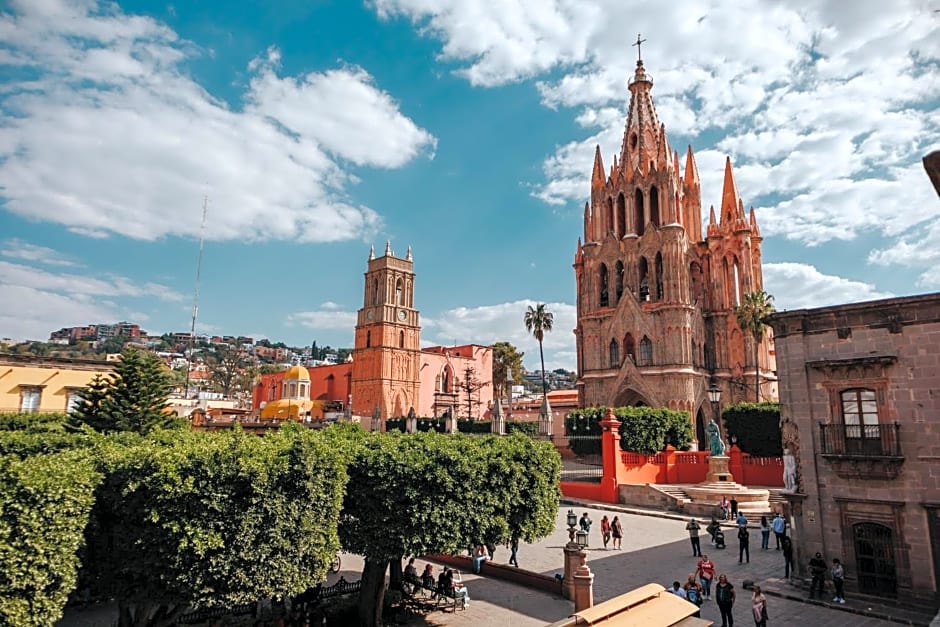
506,369,513,422
708,381,722,436
566,509,578,543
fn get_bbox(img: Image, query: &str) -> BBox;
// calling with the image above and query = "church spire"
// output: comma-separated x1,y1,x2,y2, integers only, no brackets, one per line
591,145,606,189
749,207,762,238
368,244,375,260
618,36,661,175
684,145,699,186
719,157,739,224
384,240,392,257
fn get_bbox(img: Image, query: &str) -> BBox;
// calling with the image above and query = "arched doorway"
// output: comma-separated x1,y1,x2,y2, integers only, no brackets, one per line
612,388,651,408
695,408,707,451
854,523,897,596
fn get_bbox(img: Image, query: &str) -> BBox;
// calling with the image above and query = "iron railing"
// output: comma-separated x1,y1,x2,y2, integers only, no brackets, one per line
819,423,901,457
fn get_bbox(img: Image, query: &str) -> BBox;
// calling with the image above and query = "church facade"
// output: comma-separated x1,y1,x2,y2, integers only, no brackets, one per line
573,56,775,446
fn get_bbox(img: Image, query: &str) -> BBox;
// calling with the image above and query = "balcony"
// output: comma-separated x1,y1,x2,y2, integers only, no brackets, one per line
819,423,904,480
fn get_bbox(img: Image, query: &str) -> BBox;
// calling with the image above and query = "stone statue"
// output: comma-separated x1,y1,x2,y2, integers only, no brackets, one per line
706,419,726,456
783,448,798,493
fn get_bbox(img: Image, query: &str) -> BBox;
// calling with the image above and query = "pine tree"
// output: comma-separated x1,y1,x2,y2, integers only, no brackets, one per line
69,374,111,432
70,349,180,434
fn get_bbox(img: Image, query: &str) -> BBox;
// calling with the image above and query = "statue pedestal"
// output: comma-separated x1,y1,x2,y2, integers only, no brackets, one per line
684,455,771,515
705,455,733,483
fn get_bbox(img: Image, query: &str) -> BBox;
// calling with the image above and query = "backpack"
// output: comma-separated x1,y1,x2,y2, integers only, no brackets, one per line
687,587,701,606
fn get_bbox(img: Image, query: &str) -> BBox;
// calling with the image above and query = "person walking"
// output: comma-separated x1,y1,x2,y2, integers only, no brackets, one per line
600,515,611,549
730,497,739,520
686,518,702,556
697,554,716,600
781,535,793,578
736,512,748,529
831,558,846,604
759,516,770,550
715,574,736,627
751,585,768,626
809,552,827,599
737,525,750,564
684,573,704,609
508,536,519,567
579,512,593,547
611,516,623,550
771,513,786,549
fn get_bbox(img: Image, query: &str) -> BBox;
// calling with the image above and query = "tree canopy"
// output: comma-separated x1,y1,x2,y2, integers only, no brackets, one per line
334,427,560,627
566,406,694,454
0,450,101,627
491,341,524,400
80,425,346,626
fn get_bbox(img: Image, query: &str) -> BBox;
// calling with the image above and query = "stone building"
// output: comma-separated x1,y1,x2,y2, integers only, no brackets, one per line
769,293,940,606
573,55,774,445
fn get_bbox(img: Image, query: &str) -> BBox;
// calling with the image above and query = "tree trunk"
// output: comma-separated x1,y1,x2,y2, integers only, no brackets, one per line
538,340,547,395
389,557,403,592
754,335,760,404
357,557,389,627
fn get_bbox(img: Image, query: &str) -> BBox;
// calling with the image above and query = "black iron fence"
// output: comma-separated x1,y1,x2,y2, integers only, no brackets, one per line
534,434,603,483
819,423,901,457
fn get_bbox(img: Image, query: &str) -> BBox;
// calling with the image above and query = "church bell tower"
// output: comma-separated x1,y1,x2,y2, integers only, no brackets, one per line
351,242,421,425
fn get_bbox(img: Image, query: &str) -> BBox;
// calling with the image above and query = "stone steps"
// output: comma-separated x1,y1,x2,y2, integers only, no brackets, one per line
649,484,692,503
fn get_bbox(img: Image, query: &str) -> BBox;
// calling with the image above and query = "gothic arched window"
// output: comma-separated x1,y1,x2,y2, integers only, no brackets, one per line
650,185,660,226
609,339,620,368
655,252,664,301
639,336,653,366
635,188,645,236
690,262,704,305
615,260,624,302
624,333,636,362
606,197,614,236
616,193,626,239
599,263,609,307
638,257,649,301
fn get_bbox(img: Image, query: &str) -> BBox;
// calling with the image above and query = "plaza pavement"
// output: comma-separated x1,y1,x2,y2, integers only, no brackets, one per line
61,503,931,627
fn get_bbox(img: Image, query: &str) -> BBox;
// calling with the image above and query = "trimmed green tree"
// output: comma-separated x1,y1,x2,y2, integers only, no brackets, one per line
565,406,694,454
491,341,524,400
70,349,182,434
80,424,346,626
721,401,782,457
0,450,101,627
337,429,561,627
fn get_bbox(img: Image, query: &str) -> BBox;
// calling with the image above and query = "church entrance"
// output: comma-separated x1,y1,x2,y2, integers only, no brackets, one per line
612,388,650,409
695,408,707,451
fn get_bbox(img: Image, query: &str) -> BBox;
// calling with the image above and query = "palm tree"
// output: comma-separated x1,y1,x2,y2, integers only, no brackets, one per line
524,303,554,396
735,290,775,403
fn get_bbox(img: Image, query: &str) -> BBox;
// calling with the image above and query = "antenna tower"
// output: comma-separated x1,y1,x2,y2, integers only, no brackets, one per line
184,196,209,402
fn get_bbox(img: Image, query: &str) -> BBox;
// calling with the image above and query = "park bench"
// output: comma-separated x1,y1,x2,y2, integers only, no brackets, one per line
402,574,467,613
291,576,362,614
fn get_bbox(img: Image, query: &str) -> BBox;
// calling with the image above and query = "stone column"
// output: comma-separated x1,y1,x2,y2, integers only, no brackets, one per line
572,553,595,612
562,540,582,601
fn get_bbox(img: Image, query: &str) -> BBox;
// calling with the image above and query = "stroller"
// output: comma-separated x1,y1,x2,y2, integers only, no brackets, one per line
713,527,726,550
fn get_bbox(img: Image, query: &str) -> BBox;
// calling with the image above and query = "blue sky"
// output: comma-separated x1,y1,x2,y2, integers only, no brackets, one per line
1,0,938,371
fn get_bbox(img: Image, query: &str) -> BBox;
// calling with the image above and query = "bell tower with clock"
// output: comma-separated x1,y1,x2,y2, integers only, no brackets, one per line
351,241,421,426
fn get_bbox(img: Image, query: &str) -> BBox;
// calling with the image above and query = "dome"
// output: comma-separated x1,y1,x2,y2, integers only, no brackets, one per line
260,398,320,420
283,365,311,381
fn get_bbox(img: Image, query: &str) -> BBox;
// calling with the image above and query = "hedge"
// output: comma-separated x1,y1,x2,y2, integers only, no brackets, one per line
565,406,694,455
721,402,782,457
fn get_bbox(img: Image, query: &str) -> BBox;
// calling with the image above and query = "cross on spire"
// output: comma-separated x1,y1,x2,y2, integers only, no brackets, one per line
632,33,647,63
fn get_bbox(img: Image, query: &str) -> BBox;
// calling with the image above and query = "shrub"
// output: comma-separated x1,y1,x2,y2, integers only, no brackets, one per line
565,406,694,455
722,402,782,457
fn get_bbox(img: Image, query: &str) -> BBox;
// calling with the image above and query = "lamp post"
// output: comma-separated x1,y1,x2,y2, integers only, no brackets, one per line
506,369,513,422
708,381,722,438
566,509,578,543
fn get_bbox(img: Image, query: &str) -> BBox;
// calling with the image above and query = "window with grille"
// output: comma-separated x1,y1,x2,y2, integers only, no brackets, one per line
840,388,880,454
609,339,620,368
639,337,653,366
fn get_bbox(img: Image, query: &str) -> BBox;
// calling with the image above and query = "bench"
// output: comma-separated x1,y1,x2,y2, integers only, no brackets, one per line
402,575,467,613
292,576,362,614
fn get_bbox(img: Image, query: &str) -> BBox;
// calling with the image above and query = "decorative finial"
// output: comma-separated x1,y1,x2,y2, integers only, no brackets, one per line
368,244,375,260
384,240,392,256
405,245,412,261
632,33,647,65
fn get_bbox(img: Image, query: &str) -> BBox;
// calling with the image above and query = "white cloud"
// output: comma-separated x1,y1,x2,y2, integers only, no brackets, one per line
0,251,184,341
371,0,940,282
0,1,435,243
867,216,940,288
763,262,894,311
422,299,576,371
1,238,79,267
287,308,358,333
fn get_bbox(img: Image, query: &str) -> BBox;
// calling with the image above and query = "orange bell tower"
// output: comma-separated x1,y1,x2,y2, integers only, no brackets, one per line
351,242,421,425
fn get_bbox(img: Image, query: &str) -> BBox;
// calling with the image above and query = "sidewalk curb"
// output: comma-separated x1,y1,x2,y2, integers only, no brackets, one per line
560,498,933,626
